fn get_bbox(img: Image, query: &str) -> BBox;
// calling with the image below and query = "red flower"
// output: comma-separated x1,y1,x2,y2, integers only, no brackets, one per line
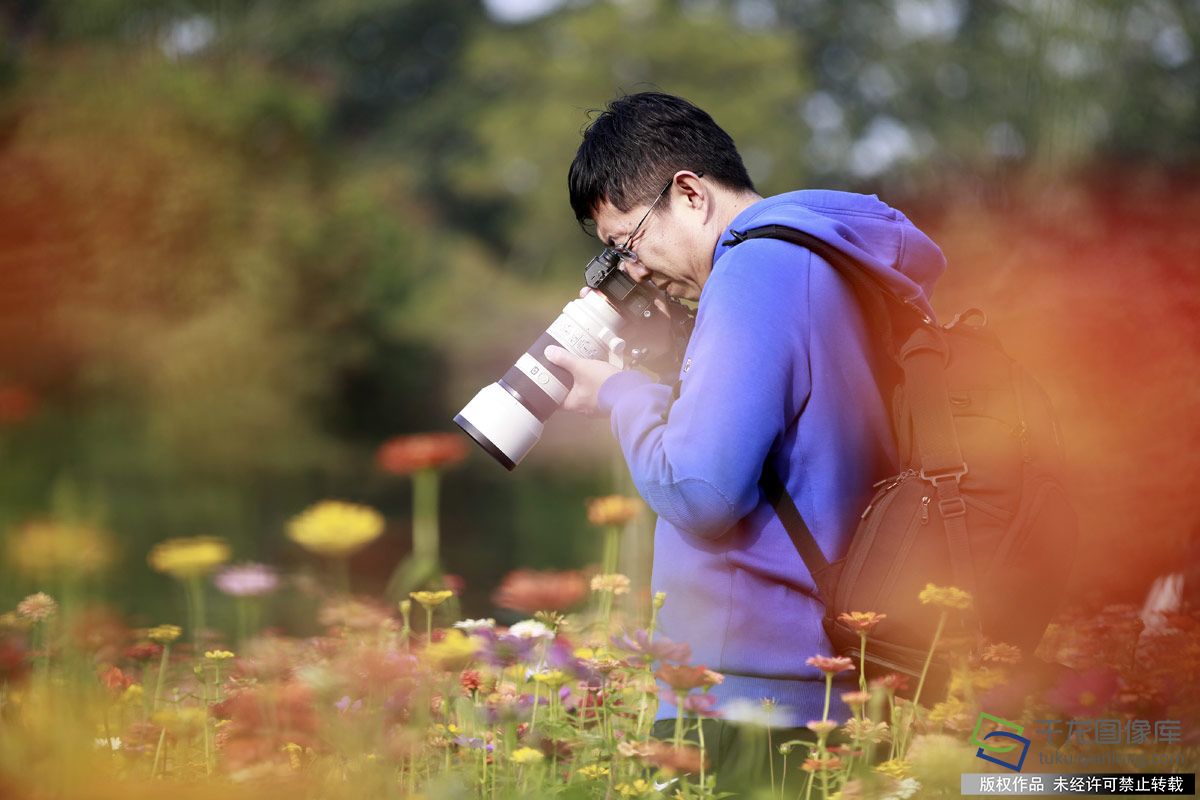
655,663,712,692
1044,667,1118,717
871,673,911,692
0,385,36,425
492,568,588,613
376,433,468,475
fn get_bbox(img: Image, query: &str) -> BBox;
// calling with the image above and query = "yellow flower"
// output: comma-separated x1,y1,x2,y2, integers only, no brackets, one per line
917,583,973,611
204,650,235,661
981,642,1023,664
616,779,654,797
577,764,610,779
287,500,384,558
148,536,230,579
7,520,115,578
590,573,631,595
586,495,643,526
147,624,182,644
874,758,911,779
510,746,544,764
410,590,454,609
423,630,479,672
532,669,568,688
121,685,144,704
151,707,207,734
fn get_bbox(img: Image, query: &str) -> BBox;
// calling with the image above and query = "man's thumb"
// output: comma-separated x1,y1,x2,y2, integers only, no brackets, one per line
543,344,573,367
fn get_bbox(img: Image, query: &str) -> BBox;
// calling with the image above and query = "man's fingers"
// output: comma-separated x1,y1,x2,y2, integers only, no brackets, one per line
544,344,575,369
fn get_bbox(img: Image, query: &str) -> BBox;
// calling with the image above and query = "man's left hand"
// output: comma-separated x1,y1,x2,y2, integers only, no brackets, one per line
544,345,621,417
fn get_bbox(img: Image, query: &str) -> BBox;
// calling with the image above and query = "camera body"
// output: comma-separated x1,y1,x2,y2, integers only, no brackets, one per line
453,248,686,470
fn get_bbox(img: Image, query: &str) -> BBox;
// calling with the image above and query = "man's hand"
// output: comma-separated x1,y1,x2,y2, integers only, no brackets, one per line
544,344,621,417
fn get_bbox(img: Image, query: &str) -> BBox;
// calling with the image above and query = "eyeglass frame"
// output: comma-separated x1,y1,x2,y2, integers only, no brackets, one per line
605,171,703,264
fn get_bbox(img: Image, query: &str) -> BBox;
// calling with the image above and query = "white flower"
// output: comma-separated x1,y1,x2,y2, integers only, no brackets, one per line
453,618,497,634
508,619,554,641
883,777,921,800
94,737,122,751
720,698,798,727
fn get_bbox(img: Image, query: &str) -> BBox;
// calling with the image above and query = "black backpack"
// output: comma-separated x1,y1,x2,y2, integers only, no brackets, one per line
725,225,1079,696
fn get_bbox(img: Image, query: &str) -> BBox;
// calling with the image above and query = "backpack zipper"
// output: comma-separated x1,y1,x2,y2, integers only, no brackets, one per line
860,469,917,519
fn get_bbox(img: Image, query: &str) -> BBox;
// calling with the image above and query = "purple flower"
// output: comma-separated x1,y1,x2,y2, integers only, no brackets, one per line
335,695,363,713
214,562,280,598
453,735,494,752
682,693,721,717
610,629,691,665
476,629,538,668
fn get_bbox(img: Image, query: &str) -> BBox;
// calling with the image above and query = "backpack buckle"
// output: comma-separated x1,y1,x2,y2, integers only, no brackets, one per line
919,463,969,485
938,497,968,519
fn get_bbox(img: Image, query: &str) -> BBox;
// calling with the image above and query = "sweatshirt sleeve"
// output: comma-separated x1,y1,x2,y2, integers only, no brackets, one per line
596,241,812,540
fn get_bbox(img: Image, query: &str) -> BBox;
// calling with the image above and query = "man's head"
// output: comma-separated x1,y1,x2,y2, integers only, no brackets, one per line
568,92,761,301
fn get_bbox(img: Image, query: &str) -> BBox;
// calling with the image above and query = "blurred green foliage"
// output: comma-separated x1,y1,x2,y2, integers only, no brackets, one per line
0,0,1196,620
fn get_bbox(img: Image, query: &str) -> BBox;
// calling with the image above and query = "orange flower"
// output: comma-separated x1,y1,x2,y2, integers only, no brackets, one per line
838,611,888,634
376,433,468,475
655,663,712,692
491,568,588,613
586,495,643,526
644,742,706,775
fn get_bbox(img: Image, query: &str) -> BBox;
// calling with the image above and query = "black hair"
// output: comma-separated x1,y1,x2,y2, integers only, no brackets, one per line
567,92,756,228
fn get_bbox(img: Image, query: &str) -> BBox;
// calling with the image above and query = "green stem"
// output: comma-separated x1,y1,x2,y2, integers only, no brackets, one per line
822,673,832,722
187,576,206,653
904,611,947,754
601,525,619,576
673,692,685,749
413,469,441,565
152,645,171,711
859,633,868,692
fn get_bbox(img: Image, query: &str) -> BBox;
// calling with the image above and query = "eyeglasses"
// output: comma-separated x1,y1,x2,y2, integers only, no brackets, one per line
606,176,676,265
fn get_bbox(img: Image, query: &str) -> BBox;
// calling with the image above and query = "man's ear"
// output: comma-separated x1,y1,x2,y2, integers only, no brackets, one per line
672,170,707,211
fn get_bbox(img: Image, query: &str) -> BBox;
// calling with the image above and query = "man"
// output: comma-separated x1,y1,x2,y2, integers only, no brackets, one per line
544,92,946,789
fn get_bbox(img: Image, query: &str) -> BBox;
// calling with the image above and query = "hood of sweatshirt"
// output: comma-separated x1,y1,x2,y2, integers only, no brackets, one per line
713,189,947,322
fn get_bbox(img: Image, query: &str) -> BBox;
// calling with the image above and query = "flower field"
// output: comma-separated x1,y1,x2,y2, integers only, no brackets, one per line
0,452,1197,799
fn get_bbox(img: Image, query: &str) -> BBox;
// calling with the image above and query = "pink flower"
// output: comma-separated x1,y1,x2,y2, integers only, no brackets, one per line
1044,667,1119,717
806,655,855,675
214,563,280,598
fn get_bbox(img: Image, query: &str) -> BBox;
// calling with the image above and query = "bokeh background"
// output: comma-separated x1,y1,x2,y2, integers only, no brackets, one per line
1,0,1197,626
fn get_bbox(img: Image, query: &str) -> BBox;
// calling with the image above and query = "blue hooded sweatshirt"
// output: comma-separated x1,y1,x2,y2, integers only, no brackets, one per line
595,190,946,724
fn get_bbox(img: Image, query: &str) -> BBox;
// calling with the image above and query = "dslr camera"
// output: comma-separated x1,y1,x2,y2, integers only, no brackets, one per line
454,247,693,469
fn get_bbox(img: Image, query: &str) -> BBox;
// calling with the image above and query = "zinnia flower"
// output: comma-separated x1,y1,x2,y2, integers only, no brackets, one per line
453,618,496,634
7,520,115,578
806,719,839,737
655,663,712,692
204,650,235,661
146,624,182,644
980,641,1022,664
492,568,587,613
874,758,911,778
917,583,973,611
586,495,643,526
590,573,631,595
214,563,279,597
423,630,480,672
410,590,454,609
610,629,691,665
806,655,856,675
843,718,891,743
507,619,554,641
644,742,706,775
287,501,383,558
16,592,57,622
838,611,888,633
148,536,230,578
376,433,468,475
510,746,544,765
